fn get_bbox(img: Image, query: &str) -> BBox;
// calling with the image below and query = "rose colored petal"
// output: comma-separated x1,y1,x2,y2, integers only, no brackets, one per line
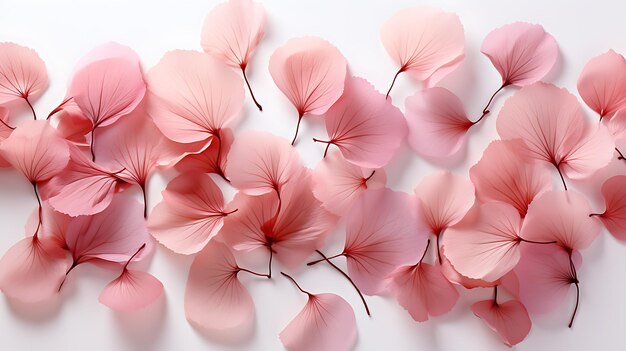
201,0,265,69
470,139,552,217
320,76,407,168
47,145,128,216
404,87,472,159
444,202,523,282
312,151,386,216
99,269,163,312
521,191,601,251
226,131,303,195
389,262,459,322
597,175,626,241
560,124,614,179
481,22,558,86
577,50,626,119
415,170,475,235
146,50,244,144
64,193,151,265
0,120,70,183
147,173,230,255
175,128,234,175
0,236,69,303
68,43,145,128
515,243,581,314
53,100,92,147
0,42,48,104
471,299,532,347
381,6,464,86
344,188,427,295
185,240,254,334
440,252,498,289
269,37,347,117
280,293,357,351
24,201,70,248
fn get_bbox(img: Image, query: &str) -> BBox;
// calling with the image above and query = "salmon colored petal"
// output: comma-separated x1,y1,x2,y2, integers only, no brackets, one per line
515,243,581,314
389,262,459,322
404,87,471,159
175,128,234,175
577,50,626,119
344,188,426,295
415,170,475,234
0,42,48,104
444,202,523,282
147,173,229,255
596,175,626,241
280,293,357,351
269,37,346,117
481,22,558,86
471,299,531,347
381,7,464,87
320,76,407,168
147,50,244,144
54,101,93,147
312,151,386,216
201,0,265,68
226,131,303,195
99,270,163,312
65,193,151,265
0,236,69,303
470,139,552,217
47,146,127,216
521,191,601,251
0,120,70,183
560,124,614,179
68,43,145,128
185,240,254,334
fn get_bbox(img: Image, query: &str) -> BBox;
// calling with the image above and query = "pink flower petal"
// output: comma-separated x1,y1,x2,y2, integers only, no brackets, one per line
607,108,626,140
280,293,357,351
577,49,626,119
440,252,498,289
596,175,626,241
344,188,426,295
99,269,163,312
404,87,472,159
185,240,254,334
481,22,558,86
0,120,70,183
312,151,386,216
389,262,459,322
560,124,614,179
147,173,230,255
319,76,407,168
175,128,234,176
471,299,532,347
0,236,69,303
521,191,601,251
0,107,11,168
147,50,244,144
0,42,48,105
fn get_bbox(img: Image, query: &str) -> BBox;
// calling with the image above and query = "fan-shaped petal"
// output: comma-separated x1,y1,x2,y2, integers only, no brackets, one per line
596,175,626,241
99,269,163,312
471,299,532,347
560,124,614,179
0,42,48,104
577,49,626,119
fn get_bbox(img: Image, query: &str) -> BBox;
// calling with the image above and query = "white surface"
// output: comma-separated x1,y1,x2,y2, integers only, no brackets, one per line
1,0,626,350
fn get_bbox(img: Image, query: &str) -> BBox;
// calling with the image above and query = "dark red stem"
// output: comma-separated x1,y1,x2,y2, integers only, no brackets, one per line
0,117,14,130
472,84,507,125
291,114,304,146
123,243,147,271
385,68,404,99
241,66,262,112
140,182,148,218
213,131,230,183
32,183,42,239
553,163,568,191
90,127,97,162
418,239,431,265
24,96,37,120
616,147,625,161
567,253,580,328
238,267,270,278
281,272,311,296
518,237,557,245
312,138,332,157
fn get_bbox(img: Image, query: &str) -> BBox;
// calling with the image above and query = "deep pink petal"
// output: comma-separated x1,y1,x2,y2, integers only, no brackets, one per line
471,299,532,347
175,128,234,175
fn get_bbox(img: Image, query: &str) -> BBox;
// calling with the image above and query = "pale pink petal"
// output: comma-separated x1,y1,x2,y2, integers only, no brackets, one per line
0,120,70,183
53,100,92,147
381,7,464,90
319,76,407,168
596,175,626,241
521,191,601,251
185,240,254,334
0,236,69,303
444,202,523,282
470,139,552,217
344,188,427,295
312,151,386,216
415,170,475,234
607,109,626,140
471,299,532,347
577,50,626,119
280,293,357,351
404,87,472,158
0,42,48,104
481,22,558,86
389,262,459,322
560,124,614,179
440,252,498,289
146,50,244,144
99,270,163,312
0,107,11,168
147,173,230,255
226,131,303,195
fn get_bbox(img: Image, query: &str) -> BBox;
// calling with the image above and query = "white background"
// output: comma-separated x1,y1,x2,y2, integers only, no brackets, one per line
1,0,626,350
